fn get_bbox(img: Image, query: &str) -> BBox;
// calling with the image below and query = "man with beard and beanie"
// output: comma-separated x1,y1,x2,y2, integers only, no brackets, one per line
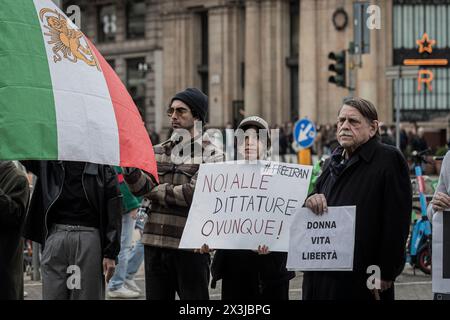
21,160,122,300
302,97,411,300
123,88,223,300
0,161,30,300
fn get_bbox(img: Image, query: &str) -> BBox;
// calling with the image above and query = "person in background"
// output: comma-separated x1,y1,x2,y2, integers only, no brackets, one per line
121,198,150,295
380,123,395,146
149,129,160,146
285,122,297,163
0,161,30,300
411,127,428,153
427,151,450,299
107,167,142,299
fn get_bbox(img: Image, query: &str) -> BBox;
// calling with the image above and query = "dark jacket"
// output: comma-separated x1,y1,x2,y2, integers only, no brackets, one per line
0,161,30,300
21,161,122,259
211,250,295,291
302,137,412,300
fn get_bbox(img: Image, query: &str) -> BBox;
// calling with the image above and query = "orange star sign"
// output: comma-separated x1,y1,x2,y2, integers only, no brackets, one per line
416,33,436,54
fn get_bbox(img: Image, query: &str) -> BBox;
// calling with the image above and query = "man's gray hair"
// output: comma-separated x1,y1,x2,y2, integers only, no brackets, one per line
340,97,380,136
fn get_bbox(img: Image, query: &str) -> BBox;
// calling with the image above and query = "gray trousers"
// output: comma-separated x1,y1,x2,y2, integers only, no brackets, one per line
41,224,104,300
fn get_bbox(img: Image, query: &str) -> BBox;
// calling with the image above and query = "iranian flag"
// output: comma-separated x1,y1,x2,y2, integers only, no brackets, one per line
0,0,158,178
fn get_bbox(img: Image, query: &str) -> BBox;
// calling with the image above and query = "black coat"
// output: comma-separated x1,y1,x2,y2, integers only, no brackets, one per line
211,249,295,299
0,161,30,300
302,137,412,300
21,161,123,259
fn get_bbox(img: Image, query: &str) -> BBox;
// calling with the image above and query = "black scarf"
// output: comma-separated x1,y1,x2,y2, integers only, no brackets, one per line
329,146,349,180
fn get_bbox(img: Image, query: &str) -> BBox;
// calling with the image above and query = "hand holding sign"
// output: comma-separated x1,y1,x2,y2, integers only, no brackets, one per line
305,194,328,215
257,245,270,255
196,243,211,254
200,242,270,254
431,192,450,212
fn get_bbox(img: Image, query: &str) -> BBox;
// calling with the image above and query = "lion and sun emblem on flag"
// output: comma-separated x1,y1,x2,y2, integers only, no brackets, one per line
39,8,100,71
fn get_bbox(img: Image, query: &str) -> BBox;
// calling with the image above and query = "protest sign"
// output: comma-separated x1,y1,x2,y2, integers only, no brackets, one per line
432,211,450,294
286,206,356,271
178,161,312,251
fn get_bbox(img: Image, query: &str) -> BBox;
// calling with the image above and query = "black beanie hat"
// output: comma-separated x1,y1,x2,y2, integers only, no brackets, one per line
170,88,208,123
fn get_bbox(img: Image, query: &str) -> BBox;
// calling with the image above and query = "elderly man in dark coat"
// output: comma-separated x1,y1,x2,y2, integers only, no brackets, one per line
302,97,412,300
0,161,30,300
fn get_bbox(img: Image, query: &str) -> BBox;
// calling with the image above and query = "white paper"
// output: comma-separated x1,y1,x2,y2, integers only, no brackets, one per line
179,161,312,251
286,206,356,271
432,211,450,294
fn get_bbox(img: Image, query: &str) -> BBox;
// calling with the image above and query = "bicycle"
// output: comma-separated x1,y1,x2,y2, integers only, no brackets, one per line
406,149,433,275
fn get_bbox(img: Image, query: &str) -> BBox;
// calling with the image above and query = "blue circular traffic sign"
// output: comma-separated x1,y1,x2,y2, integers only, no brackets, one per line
293,118,317,149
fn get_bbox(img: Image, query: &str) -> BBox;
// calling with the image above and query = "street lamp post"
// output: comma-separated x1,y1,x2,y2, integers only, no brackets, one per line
385,66,419,149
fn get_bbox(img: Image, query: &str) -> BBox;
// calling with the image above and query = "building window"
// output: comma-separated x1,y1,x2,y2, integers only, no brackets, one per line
196,11,209,123
287,0,299,120
126,0,146,39
197,11,209,97
393,0,450,120
98,4,117,43
393,0,450,49
126,58,147,121
393,68,450,121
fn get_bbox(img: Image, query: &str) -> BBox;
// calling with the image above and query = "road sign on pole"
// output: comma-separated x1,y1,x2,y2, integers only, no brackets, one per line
385,66,420,79
293,118,317,150
385,65,419,149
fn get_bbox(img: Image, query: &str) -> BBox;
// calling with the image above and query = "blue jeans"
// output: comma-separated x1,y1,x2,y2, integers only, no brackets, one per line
108,212,135,291
126,239,145,280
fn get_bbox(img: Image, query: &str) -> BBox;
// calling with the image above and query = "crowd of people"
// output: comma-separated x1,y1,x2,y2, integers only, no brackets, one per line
1,88,449,301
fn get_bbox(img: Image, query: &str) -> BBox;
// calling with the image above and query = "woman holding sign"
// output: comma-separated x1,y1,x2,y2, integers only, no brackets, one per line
427,151,450,300
302,97,412,300
203,116,295,300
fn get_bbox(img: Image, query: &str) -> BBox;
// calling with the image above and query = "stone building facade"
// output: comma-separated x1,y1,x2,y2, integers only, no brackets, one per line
58,0,450,143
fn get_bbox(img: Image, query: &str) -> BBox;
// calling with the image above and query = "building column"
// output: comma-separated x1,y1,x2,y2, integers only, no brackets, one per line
154,49,164,134
161,13,198,113
244,0,262,117
260,0,289,126
299,0,318,121
378,0,393,123
273,0,290,125
208,6,226,127
208,5,246,128
260,0,274,122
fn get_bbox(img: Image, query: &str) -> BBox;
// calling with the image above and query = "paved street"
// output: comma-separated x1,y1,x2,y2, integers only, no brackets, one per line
24,264,432,300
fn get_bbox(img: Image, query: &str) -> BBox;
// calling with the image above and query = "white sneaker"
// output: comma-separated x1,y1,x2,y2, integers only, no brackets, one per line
107,286,140,299
124,279,142,294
